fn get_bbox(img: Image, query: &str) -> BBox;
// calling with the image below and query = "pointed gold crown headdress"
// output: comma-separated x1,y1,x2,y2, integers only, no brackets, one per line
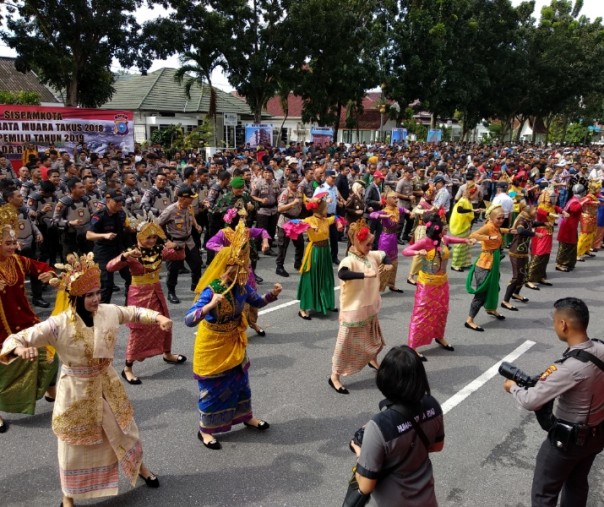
49,252,101,296
129,211,166,243
224,220,251,290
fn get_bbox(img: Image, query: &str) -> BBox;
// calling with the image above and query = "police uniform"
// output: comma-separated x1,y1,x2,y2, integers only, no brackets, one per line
276,184,304,272
122,184,145,218
15,206,45,302
205,182,229,264
135,173,152,192
510,339,604,506
86,189,104,214
53,194,92,256
88,207,132,303
28,190,60,266
158,201,202,299
141,185,173,217
251,177,281,252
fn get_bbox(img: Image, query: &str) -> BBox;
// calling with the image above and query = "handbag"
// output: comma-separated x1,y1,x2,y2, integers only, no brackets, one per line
342,401,431,507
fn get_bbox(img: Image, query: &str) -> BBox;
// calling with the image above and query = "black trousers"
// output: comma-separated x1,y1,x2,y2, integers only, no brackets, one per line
98,256,131,304
166,245,202,293
328,221,339,261
531,428,604,506
276,226,304,269
20,244,43,300
256,213,278,249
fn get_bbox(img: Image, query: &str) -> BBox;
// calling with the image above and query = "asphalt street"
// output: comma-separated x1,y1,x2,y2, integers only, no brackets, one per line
1,240,603,507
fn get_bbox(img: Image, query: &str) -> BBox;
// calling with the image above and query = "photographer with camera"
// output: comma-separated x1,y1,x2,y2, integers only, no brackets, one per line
345,346,444,506
503,297,604,507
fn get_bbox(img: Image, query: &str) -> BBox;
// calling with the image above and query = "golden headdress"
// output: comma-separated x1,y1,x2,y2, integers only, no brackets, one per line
0,204,18,242
224,219,251,289
588,180,601,195
485,203,503,221
129,211,166,243
49,252,101,296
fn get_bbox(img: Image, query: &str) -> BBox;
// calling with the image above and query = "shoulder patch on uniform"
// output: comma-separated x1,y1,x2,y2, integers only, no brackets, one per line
539,364,557,381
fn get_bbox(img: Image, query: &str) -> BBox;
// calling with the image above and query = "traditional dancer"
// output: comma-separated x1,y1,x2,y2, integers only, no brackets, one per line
406,184,436,286
0,253,171,506
204,206,271,336
106,216,187,384
0,204,58,433
555,184,584,272
284,193,344,320
449,185,477,272
329,219,391,394
369,191,408,292
186,219,282,450
465,204,511,331
500,202,540,311
403,213,474,358
576,181,600,261
525,190,560,290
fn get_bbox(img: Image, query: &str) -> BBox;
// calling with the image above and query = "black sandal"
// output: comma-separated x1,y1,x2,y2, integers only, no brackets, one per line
511,295,529,303
163,355,187,364
486,311,506,321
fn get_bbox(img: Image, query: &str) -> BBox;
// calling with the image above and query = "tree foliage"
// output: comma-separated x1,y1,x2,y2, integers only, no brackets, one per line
0,90,41,104
2,0,143,107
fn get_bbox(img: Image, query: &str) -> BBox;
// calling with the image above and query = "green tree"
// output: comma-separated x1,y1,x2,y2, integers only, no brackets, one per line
286,0,386,141
142,2,230,146
222,0,296,123
0,90,41,104
2,0,143,107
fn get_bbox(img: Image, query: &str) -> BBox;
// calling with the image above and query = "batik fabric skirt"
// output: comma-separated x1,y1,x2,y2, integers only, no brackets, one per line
527,254,550,283
451,229,472,269
556,242,577,270
408,272,449,349
332,315,385,376
196,361,252,434
58,398,143,499
126,282,171,362
0,347,58,414
297,243,335,314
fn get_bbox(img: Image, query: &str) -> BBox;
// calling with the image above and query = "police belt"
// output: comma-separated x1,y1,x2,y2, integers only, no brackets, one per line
167,234,190,241
259,204,277,209
282,213,300,219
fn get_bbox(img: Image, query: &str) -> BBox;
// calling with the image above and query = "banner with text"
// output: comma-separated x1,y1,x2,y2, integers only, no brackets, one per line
0,105,135,168
310,126,334,147
390,128,408,145
426,129,443,143
245,124,273,148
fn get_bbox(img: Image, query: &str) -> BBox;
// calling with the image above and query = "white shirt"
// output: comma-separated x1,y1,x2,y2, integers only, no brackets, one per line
492,192,514,217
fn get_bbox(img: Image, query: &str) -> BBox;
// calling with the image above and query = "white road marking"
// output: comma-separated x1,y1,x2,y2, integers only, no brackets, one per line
441,339,536,414
258,286,341,315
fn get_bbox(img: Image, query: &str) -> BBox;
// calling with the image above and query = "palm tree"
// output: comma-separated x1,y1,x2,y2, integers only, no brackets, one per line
174,48,225,147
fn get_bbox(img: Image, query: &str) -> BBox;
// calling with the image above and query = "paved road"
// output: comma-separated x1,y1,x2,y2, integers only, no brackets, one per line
2,242,604,506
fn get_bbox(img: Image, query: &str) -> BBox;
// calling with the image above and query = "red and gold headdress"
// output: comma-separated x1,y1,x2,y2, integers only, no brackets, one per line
130,211,166,243
348,218,372,244
50,252,101,296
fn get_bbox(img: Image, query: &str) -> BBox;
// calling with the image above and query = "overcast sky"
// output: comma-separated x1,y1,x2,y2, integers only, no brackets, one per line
0,0,601,93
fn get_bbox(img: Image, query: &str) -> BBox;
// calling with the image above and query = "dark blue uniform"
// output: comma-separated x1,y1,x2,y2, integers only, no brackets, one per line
89,208,132,303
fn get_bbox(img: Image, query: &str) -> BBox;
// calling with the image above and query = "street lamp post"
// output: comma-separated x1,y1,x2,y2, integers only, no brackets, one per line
378,104,386,143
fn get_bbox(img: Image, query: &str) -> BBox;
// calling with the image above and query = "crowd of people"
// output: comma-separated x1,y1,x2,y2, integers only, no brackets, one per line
0,138,603,506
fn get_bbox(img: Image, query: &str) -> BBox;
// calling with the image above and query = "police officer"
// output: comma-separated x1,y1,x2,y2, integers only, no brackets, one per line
158,185,202,304
275,172,304,277
4,186,48,307
28,180,60,267
53,177,92,257
504,297,604,507
86,189,132,303
251,166,281,256
122,171,145,218
141,172,173,217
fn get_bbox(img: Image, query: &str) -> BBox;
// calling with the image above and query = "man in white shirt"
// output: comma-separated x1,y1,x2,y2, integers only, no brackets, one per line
491,182,514,227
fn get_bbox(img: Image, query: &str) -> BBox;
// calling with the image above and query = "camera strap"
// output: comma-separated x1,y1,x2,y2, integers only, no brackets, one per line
564,347,604,372
379,400,431,451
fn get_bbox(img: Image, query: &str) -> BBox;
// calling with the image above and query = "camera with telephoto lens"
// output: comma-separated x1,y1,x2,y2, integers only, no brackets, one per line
499,362,540,388
499,362,555,431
